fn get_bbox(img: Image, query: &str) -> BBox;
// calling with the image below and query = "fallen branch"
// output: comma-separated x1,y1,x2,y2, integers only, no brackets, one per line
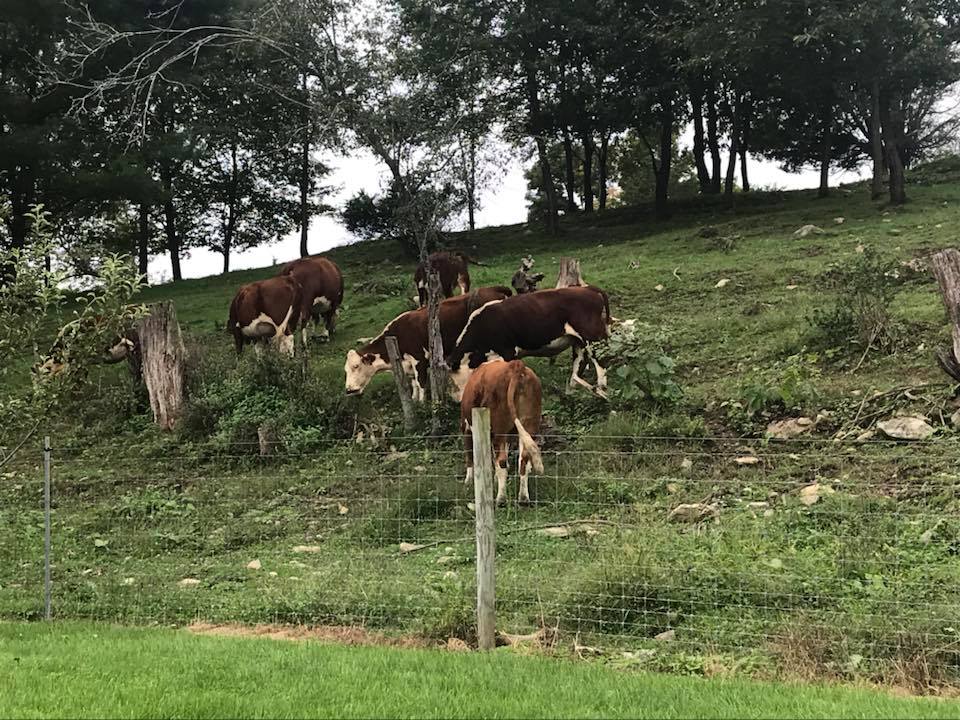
0,421,41,470
398,518,617,555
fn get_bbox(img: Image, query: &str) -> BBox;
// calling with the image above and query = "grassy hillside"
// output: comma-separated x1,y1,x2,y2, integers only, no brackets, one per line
4,622,958,719
5,161,960,693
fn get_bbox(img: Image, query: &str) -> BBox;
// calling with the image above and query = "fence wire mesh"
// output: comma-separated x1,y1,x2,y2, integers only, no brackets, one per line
3,433,960,688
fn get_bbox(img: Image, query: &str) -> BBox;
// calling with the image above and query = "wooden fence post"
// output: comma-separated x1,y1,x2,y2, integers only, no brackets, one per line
385,336,417,433
931,249,960,382
427,271,448,434
471,407,496,651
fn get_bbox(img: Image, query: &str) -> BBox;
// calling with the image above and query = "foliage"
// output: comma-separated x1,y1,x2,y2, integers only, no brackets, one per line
731,353,822,420
596,321,683,407
809,249,905,355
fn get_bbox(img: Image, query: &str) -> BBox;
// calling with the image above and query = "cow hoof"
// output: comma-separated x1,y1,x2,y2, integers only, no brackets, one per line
495,496,506,507
517,496,532,507
594,387,609,400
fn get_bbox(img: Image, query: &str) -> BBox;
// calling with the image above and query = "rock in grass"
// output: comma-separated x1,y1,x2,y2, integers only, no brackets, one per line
539,526,572,538
734,455,760,466
715,278,731,288
399,542,425,554
668,503,718,523
793,224,825,237
292,545,323,553
877,416,934,441
799,483,835,506
654,629,676,642
177,578,201,587
680,458,693,474
246,559,261,570
766,417,816,439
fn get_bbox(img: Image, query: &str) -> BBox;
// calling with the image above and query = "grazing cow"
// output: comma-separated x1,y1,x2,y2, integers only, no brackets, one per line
445,285,611,397
279,256,344,342
35,324,141,380
461,359,544,506
414,251,484,306
344,286,512,400
227,276,304,355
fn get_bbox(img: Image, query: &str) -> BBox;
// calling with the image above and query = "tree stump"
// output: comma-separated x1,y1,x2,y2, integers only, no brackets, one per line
930,249,960,382
137,301,187,431
555,257,586,288
258,425,277,457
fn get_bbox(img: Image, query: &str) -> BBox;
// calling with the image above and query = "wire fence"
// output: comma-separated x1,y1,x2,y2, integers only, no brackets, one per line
3,430,960,688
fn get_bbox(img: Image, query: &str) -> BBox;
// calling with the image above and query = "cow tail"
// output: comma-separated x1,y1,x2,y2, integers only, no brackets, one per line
601,289,611,328
507,368,544,474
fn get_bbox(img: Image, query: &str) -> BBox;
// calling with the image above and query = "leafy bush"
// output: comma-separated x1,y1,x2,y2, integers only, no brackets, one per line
809,249,904,355
730,352,821,420
596,321,683,407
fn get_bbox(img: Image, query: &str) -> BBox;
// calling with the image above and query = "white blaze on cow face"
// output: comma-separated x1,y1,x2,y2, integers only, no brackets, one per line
344,349,389,395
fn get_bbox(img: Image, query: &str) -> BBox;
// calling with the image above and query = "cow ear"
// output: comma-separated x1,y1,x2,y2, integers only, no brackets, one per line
362,353,376,365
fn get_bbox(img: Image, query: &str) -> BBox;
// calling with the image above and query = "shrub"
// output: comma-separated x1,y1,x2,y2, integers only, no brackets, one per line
809,249,904,356
729,352,821,421
596,321,683,407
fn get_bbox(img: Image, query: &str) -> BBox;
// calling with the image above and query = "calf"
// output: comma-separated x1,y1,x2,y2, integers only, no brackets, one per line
227,276,304,355
414,251,483,306
279,256,344,342
344,286,512,401
445,285,611,398
461,359,544,506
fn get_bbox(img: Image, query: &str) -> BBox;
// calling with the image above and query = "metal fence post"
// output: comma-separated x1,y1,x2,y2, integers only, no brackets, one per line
471,407,496,650
43,435,52,621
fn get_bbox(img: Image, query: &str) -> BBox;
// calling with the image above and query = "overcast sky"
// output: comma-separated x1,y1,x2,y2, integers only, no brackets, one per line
147,141,870,283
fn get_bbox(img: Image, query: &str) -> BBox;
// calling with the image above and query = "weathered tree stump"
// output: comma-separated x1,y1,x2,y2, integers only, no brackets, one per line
426,270,448,432
137,301,186,431
258,424,278,457
931,249,960,382
555,257,586,288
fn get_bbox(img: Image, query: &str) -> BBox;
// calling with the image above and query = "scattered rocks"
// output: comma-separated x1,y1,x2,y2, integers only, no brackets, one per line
715,278,731,288
666,482,680,494
855,430,875,442
292,545,323,553
654,629,676,642
793,224,825,237
654,284,665,292
246,559,262,571
877,416,935,441
680,458,693,474
766,417,816,439
177,578,201,588
668,503,718,523
539,526,571,538
399,542,425,554
833,217,845,224
734,455,760,466
799,483,835,506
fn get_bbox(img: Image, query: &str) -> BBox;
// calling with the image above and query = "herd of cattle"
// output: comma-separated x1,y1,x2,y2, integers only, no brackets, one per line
227,250,613,504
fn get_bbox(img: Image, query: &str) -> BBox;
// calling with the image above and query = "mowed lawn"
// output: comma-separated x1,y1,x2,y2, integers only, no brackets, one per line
2,622,958,719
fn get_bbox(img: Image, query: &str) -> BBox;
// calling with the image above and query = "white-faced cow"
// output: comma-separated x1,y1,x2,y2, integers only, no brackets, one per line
35,322,141,380
344,286,512,400
279,256,343,343
461,359,544,506
228,276,304,355
445,285,611,398
414,252,484,306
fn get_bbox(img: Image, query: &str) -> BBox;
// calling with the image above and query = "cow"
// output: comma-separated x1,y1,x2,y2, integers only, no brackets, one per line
461,359,544,506
344,286,512,401
279,256,344,343
445,285,611,398
414,251,485,306
227,275,304,355
34,324,141,380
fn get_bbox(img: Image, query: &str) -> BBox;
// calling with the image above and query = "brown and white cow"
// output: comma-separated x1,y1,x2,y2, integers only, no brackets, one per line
445,285,611,398
414,252,484,306
344,286,512,400
279,256,343,343
461,359,544,506
228,276,304,355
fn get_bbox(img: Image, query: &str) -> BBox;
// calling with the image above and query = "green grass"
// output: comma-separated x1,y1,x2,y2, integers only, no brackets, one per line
7,164,960,691
2,621,958,719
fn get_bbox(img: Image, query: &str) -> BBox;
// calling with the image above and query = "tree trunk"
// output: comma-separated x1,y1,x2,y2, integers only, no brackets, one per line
738,100,750,192
930,249,960,382
467,134,477,231
654,95,674,219
159,166,182,282
137,203,150,281
299,72,311,257
137,301,186,431
556,257,585,288
581,132,594,213
870,77,885,200
598,132,609,211
562,128,577,213
879,89,907,205
223,142,239,274
426,271,447,434
525,65,559,234
690,84,711,193
385,335,417,432
724,96,740,197
705,80,722,195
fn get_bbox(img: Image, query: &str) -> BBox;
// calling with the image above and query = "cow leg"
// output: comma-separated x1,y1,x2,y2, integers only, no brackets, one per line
280,333,295,356
518,453,531,505
458,273,469,295
494,439,509,506
323,309,337,338
568,346,594,393
584,346,609,399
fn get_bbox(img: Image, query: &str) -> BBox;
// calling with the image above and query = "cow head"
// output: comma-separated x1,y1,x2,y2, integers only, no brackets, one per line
344,349,389,395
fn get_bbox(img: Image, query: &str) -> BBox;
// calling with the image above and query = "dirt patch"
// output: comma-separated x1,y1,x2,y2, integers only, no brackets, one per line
187,622,429,649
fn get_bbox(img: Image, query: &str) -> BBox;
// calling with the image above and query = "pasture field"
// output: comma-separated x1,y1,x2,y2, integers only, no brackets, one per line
3,621,959,719
6,162,960,692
